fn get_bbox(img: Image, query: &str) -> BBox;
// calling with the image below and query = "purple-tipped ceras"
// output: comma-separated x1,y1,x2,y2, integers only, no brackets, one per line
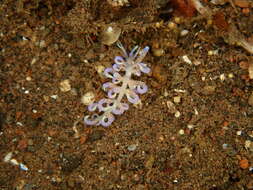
84,42,150,127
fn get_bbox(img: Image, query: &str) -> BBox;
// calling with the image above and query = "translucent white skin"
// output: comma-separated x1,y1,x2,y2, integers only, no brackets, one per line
84,43,150,127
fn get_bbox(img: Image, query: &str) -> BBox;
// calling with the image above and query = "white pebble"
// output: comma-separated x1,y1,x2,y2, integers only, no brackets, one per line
81,91,95,105
182,55,192,64
173,96,181,103
31,58,37,65
175,111,181,118
219,74,225,81
245,140,251,149
50,95,58,99
3,152,13,162
180,29,189,36
208,50,218,56
26,76,32,81
168,21,177,29
179,129,184,135
59,79,71,92
10,159,19,166
187,124,194,129
228,73,234,78
236,130,242,136
95,65,105,75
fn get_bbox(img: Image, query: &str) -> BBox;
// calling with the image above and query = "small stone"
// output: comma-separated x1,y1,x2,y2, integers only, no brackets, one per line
245,140,253,151
236,130,242,136
219,74,226,81
187,124,194,129
242,8,250,14
208,50,218,56
168,21,177,29
182,55,192,64
179,129,184,135
173,96,181,103
26,76,32,81
175,111,181,118
59,79,71,92
248,92,253,106
248,63,253,79
107,0,129,7
39,40,46,48
228,73,234,78
174,17,181,24
127,144,137,151
152,48,165,57
50,95,58,99
180,29,189,36
234,0,249,8
193,60,201,66
3,152,12,162
239,158,249,169
81,91,95,105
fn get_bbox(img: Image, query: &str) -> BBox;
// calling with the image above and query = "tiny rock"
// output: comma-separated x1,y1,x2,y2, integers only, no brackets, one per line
81,91,95,105
234,0,250,8
173,96,181,103
152,48,165,57
107,0,129,7
239,158,249,169
59,79,71,92
202,85,216,95
248,92,253,106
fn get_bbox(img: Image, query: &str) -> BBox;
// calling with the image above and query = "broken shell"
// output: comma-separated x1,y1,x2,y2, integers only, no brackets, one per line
101,26,121,46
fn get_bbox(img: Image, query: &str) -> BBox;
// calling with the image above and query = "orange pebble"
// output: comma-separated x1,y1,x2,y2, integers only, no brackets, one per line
239,158,249,169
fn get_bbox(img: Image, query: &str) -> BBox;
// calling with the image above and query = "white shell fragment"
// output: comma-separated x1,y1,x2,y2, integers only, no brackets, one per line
248,63,253,79
101,25,121,46
175,111,181,118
